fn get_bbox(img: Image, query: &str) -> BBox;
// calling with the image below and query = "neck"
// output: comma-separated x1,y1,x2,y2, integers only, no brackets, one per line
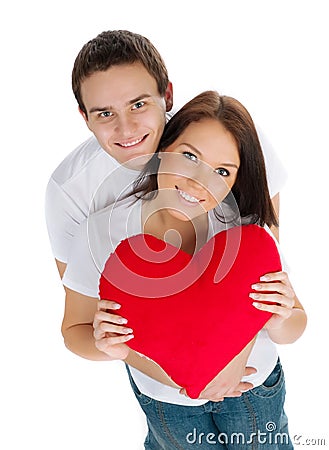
142,199,209,255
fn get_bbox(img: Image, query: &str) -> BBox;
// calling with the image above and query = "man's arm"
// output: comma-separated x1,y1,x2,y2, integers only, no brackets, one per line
62,287,180,387
270,192,280,242
61,287,110,360
56,259,67,279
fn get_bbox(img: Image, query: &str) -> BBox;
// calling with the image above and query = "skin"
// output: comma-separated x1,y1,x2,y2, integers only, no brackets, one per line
142,120,240,255
62,118,307,401
55,63,173,278
79,62,173,168
156,120,240,221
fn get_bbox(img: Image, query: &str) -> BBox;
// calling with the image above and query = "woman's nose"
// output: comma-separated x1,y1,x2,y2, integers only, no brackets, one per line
187,164,210,190
186,173,208,193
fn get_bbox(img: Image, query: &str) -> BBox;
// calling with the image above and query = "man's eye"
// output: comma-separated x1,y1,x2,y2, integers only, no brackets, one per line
183,151,198,162
132,101,145,110
215,167,230,177
99,111,112,118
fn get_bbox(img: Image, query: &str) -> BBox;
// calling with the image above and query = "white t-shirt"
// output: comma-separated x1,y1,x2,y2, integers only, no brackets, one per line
45,136,139,263
63,196,279,406
45,128,286,263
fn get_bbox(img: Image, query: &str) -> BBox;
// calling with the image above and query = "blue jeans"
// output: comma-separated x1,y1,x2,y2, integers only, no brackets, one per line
126,359,293,449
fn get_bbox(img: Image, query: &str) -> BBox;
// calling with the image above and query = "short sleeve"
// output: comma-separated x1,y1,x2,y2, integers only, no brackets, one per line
62,219,101,298
45,177,87,263
256,125,288,198
264,225,290,273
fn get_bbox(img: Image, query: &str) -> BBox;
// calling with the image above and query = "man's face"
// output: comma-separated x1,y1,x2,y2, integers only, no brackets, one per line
80,62,172,169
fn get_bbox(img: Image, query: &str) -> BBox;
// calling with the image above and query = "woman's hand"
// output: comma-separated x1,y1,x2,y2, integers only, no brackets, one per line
250,271,296,330
180,339,256,402
93,299,134,360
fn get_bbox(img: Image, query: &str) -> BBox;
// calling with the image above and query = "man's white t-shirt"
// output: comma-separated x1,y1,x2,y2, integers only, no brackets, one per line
45,128,287,263
45,136,139,263
63,196,280,406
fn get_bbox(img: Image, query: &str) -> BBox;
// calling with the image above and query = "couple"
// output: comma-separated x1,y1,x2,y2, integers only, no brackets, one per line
45,30,306,449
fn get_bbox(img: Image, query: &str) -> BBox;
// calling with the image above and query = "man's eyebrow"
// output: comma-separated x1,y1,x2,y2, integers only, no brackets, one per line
128,94,152,105
88,94,153,114
89,106,110,114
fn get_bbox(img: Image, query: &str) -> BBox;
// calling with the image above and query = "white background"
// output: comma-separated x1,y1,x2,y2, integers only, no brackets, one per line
1,0,328,448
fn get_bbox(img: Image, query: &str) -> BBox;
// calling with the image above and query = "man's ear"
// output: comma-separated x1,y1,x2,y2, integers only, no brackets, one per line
164,82,174,112
79,107,92,131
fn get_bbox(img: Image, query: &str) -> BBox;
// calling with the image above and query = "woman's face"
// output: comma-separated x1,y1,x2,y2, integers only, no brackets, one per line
157,118,240,221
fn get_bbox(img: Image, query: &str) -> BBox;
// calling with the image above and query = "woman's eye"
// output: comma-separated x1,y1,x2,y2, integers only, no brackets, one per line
215,167,230,177
183,151,198,162
132,101,145,110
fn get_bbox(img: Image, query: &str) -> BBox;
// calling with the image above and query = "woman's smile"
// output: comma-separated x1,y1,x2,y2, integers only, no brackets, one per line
175,185,205,206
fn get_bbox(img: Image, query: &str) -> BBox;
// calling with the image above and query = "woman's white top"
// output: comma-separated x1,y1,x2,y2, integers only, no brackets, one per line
63,196,281,405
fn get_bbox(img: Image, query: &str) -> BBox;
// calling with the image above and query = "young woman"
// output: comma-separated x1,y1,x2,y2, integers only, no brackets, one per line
62,91,306,449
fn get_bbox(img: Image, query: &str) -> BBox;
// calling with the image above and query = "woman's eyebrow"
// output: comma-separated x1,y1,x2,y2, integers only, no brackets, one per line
180,143,202,156
180,143,239,169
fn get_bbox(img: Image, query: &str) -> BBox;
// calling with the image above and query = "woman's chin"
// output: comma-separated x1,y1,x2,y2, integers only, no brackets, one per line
166,207,205,222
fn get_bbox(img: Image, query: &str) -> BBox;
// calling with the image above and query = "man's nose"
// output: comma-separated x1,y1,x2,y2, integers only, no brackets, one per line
115,113,137,136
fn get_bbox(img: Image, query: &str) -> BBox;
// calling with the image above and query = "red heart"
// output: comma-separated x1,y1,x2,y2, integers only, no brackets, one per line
99,225,281,398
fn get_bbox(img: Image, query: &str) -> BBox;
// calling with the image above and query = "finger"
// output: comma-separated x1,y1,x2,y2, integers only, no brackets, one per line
244,366,257,376
252,302,293,318
222,382,253,397
235,381,254,391
98,299,121,311
259,271,291,285
251,282,293,297
211,397,225,402
223,391,242,398
93,328,106,340
94,310,128,325
197,392,224,401
250,292,295,309
101,334,134,346
99,322,133,335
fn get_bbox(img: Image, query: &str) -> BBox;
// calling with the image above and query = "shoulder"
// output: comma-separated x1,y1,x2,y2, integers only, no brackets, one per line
49,136,111,186
81,196,142,257
62,197,142,297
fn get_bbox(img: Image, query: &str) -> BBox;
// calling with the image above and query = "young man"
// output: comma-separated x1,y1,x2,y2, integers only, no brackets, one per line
45,30,173,278
45,29,286,401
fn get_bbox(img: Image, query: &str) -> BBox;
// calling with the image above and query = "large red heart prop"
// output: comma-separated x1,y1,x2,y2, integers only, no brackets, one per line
99,225,281,398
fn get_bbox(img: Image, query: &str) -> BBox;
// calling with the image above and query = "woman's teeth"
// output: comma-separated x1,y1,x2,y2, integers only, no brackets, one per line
178,189,200,203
